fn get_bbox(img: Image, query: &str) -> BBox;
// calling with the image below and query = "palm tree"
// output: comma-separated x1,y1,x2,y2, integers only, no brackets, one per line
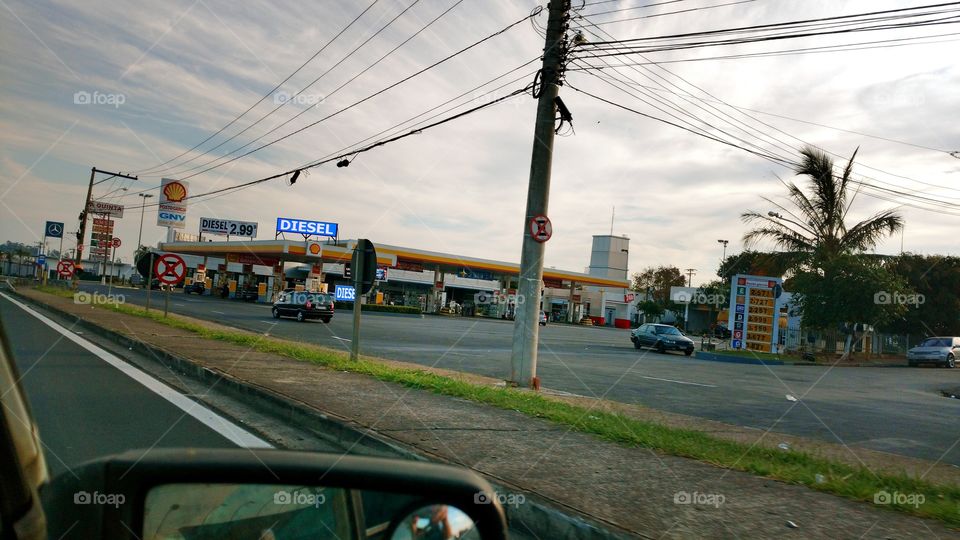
742,146,903,360
742,146,903,262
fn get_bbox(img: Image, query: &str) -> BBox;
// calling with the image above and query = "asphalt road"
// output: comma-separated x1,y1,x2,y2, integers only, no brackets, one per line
78,284,960,465
0,293,271,476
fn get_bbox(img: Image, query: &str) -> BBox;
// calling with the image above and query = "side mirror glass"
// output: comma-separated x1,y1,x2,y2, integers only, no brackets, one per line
391,504,477,540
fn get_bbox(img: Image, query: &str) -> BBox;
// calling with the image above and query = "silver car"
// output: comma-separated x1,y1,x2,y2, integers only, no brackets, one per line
907,336,959,368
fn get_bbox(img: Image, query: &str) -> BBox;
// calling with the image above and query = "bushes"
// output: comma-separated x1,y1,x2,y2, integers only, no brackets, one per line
333,302,421,314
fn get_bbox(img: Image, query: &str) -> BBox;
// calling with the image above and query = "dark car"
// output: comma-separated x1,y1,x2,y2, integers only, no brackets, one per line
713,323,732,339
183,281,205,295
273,291,335,322
630,323,695,356
236,287,259,302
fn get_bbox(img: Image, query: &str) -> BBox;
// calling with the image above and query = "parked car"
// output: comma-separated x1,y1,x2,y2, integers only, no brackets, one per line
273,291,335,322
539,311,548,326
236,287,259,302
907,336,959,368
713,323,732,339
183,281,205,295
631,323,695,356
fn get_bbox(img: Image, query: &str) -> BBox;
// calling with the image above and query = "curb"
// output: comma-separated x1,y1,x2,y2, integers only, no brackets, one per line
11,290,635,540
693,351,786,365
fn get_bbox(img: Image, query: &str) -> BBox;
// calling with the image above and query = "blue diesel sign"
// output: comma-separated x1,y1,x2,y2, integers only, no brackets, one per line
276,217,338,237
335,285,355,302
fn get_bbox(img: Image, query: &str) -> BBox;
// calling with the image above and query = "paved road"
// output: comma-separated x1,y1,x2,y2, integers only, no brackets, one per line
0,293,272,476
79,284,960,465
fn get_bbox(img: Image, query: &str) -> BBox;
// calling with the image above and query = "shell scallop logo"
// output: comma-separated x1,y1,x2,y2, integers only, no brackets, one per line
309,243,321,255
162,181,187,202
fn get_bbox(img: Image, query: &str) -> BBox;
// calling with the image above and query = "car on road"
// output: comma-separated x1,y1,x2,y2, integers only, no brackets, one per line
183,281,205,295
273,291,335,322
631,323,695,356
539,311,547,326
907,336,959,368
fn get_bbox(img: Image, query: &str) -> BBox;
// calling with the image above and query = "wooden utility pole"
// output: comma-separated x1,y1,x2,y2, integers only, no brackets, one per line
74,167,137,287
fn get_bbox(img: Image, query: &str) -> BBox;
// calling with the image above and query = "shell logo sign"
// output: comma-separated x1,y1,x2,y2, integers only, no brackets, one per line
306,240,323,258
158,178,189,229
162,180,188,202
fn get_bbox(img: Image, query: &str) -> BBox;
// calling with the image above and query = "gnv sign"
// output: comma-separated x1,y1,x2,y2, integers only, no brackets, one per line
276,217,338,238
334,285,355,302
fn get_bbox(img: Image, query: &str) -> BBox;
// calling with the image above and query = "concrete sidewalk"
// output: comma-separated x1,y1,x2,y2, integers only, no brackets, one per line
12,288,959,539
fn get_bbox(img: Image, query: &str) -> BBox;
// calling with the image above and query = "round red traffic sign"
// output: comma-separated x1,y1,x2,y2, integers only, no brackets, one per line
112,237,122,248
154,253,187,285
529,214,552,243
56,260,75,278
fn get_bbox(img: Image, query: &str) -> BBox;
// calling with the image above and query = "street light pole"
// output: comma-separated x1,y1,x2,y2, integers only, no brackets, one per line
137,193,154,248
717,239,729,264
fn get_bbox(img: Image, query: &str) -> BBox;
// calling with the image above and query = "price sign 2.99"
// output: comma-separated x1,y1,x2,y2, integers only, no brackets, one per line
200,217,258,238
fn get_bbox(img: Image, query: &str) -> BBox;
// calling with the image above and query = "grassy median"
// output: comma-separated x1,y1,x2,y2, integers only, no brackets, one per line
33,286,960,526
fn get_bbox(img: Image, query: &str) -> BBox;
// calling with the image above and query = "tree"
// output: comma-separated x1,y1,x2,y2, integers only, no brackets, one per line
742,146,902,264
717,250,795,280
636,300,664,323
630,265,686,306
883,254,960,339
13,244,31,277
741,146,905,360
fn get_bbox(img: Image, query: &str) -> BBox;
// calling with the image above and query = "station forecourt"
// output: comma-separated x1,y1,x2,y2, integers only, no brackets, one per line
156,226,633,327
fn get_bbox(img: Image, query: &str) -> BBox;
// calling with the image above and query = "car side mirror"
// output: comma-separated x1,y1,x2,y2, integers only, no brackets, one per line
41,448,508,540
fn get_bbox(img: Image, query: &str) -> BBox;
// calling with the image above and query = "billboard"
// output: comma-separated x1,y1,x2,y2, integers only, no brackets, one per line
200,217,257,237
276,217,338,238
727,274,784,353
157,178,188,229
87,200,124,218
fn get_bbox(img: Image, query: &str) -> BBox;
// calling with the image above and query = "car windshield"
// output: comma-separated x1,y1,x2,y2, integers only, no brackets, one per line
655,326,682,335
5,9,960,538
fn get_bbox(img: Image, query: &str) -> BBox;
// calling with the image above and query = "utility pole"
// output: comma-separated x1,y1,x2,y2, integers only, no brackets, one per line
685,268,697,287
510,0,570,389
74,167,137,287
137,193,154,248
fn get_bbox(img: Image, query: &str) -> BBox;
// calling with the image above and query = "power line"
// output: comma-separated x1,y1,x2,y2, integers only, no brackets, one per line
579,0,755,25
570,31,960,66
119,9,539,201
133,86,531,210
579,0,685,17
134,0,380,175
146,0,435,178
578,1,960,46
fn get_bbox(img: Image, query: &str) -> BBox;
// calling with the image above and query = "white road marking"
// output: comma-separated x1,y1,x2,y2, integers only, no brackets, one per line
174,303,185,307
638,375,716,388
332,337,351,342
1,292,273,449
211,310,225,315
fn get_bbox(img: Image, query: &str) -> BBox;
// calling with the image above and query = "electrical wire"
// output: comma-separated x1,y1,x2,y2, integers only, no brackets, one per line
134,0,380,175
151,6,535,183
130,86,530,210
146,0,434,178
119,9,540,201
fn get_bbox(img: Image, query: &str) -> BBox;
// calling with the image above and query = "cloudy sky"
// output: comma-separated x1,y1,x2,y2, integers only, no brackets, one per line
2,0,958,285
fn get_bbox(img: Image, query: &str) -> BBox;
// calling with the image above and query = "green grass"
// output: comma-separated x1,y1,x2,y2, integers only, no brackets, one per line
32,285,960,526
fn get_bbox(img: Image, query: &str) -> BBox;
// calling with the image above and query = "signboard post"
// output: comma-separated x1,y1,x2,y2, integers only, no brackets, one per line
154,253,187,317
107,237,121,296
350,239,377,361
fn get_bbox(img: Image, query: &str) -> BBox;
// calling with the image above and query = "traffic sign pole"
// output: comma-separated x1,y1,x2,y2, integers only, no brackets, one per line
350,244,364,361
146,252,153,312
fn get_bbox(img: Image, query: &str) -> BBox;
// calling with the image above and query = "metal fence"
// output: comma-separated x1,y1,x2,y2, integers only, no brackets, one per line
780,328,912,357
